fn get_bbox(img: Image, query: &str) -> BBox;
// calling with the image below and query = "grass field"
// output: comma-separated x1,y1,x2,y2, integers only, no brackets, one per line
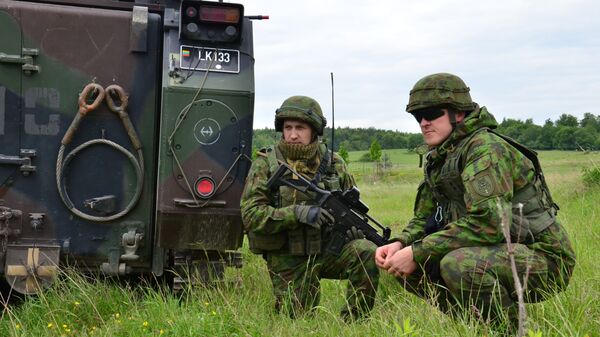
1,150,599,336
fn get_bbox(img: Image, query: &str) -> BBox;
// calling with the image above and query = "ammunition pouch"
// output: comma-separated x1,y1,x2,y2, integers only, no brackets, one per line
510,180,556,244
247,231,286,254
248,226,323,255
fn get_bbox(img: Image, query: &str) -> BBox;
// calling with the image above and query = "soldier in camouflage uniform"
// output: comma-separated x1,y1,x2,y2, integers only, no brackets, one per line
241,96,379,320
375,73,576,327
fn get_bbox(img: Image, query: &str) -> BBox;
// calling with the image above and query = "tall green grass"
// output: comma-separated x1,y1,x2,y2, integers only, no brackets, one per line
1,150,599,336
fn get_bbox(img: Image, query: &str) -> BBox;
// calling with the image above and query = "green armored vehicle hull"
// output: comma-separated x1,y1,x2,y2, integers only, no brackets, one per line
0,0,257,294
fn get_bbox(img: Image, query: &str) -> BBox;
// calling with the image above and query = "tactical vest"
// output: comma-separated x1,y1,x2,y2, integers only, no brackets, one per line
426,128,558,244
247,144,341,255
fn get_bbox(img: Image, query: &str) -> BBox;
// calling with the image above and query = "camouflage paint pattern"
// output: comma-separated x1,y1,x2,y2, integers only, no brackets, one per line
0,0,255,293
0,0,162,274
394,106,575,323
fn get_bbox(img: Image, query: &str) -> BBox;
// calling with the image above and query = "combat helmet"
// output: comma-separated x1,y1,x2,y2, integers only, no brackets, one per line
406,73,476,113
275,95,326,136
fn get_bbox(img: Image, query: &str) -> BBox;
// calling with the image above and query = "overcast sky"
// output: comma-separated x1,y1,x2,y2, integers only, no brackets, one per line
241,0,600,133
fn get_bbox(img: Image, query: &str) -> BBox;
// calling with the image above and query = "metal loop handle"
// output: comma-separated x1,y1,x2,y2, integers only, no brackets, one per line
77,83,105,115
104,84,129,113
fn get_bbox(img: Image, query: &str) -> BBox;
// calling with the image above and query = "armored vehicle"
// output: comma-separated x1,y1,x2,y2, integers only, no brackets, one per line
0,0,262,294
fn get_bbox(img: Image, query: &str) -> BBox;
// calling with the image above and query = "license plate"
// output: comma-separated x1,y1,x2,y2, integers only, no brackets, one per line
179,46,240,74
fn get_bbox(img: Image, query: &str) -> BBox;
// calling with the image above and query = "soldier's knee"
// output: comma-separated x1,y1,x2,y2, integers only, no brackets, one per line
440,248,496,291
345,240,378,272
439,250,462,288
347,239,376,258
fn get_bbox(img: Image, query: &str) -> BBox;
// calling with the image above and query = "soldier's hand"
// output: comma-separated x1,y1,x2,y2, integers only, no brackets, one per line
345,226,365,242
383,246,417,278
375,241,403,269
294,205,334,229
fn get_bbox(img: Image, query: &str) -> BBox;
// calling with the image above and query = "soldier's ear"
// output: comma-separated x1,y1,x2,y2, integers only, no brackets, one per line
455,111,467,123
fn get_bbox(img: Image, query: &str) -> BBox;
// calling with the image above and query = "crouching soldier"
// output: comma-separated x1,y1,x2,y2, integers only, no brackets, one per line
241,95,379,320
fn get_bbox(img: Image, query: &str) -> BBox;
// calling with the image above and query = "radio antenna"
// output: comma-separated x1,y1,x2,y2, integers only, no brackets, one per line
330,72,335,171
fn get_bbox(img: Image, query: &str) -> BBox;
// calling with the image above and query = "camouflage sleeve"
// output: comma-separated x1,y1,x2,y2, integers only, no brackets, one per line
412,133,522,264
240,156,299,235
395,180,434,246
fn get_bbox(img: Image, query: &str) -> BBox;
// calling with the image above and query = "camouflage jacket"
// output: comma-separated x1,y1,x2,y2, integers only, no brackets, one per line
241,142,355,236
396,106,576,270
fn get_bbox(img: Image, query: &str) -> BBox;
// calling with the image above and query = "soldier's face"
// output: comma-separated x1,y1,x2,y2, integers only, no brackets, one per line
417,109,465,146
283,119,313,145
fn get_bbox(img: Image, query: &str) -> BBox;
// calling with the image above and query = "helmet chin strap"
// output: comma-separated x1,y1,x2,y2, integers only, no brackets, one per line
448,110,458,130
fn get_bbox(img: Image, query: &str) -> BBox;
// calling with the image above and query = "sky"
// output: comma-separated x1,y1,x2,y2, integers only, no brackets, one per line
239,0,600,133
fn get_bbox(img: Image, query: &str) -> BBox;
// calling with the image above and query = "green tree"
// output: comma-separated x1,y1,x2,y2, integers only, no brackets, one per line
556,113,579,128
580,112,600,132
536,119,556,150
338,145,349,163
555,126,577,150
574,127,597,150
369,139,382,162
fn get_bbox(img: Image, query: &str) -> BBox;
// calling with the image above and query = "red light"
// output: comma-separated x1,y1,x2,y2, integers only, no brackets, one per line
185,6,197,18
195,178,215,198
199,5,240,24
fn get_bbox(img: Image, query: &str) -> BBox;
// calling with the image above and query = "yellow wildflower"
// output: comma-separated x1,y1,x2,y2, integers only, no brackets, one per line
142,321,149,327
47,323,54,328
15,323,21,329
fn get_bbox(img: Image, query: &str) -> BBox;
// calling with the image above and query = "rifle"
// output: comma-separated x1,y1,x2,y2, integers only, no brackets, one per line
266,162,391,255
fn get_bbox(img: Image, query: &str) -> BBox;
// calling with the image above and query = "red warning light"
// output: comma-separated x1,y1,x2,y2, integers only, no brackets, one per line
185,6,197,18
195,177,216,198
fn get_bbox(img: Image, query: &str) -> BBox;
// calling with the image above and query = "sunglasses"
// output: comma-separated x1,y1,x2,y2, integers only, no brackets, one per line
411,108,446,123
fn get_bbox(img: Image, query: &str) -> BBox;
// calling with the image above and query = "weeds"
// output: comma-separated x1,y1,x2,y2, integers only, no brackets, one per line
582,166,600,186
1,151,598,336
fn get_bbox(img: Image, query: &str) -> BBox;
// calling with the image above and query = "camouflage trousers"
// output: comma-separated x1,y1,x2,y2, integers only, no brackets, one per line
265,239,379,319
399,244,570,326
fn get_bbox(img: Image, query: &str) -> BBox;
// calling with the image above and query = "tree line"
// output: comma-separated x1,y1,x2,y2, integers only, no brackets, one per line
252,112,600,151
496,113,600,150
252,127,424,152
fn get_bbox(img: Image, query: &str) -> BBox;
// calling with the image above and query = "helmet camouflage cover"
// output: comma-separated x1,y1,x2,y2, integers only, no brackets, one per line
275,95,326,136
406,73,476,112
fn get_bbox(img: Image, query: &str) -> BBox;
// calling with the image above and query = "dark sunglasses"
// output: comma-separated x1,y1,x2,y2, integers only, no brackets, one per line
411,108,446,123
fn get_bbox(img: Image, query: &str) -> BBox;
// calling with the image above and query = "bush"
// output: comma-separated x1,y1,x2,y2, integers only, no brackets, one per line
582,166,600,186
357,152,373,162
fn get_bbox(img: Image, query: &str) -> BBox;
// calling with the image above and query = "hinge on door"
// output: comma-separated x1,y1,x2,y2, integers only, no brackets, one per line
0,48,41,75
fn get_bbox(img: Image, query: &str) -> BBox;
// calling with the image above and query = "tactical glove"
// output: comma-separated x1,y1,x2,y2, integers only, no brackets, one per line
294,205,334,229
345,226,365,242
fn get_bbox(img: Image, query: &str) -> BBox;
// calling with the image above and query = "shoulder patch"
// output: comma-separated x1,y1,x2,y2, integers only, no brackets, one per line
472,174,494,197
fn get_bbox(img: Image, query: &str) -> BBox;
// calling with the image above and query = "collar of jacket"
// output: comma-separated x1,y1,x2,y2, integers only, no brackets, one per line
428,104,499,162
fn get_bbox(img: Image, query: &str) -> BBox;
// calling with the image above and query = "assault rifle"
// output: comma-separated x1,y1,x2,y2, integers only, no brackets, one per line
266,162,391,255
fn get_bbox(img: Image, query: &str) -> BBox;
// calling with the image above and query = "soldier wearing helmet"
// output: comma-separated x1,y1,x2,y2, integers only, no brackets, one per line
241,95,379,320
376,73,575,330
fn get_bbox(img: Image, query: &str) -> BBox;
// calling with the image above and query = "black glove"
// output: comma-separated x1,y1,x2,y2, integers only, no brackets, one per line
294,205,334,229
345,226,365,242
